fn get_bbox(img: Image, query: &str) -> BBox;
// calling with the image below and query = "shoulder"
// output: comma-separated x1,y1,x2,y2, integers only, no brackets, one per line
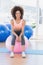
22,19,26,25
10,19,14,25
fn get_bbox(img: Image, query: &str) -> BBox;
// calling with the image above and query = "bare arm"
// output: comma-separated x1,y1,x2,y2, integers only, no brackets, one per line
10,20,18,37
19,20,26,37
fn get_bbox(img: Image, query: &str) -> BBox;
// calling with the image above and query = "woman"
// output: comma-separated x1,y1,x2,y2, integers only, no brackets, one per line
10,6,26,58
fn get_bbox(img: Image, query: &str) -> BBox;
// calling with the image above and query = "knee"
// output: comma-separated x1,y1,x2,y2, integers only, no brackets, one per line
11,34,16,45
21,35,25,45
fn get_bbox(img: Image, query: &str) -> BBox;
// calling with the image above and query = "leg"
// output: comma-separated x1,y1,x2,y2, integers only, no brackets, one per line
21,35,25,52
21,45,25,52
11,34,16,52
21,35,26,58
10,34,16,58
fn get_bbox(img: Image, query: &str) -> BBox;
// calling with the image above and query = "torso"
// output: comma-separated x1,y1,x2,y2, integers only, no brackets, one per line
11,19,25,36
13,19,23,31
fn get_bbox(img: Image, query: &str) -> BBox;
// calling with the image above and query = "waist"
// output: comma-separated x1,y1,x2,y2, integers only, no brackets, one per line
14,30,22,36
14,24,22,29
14,29,22,32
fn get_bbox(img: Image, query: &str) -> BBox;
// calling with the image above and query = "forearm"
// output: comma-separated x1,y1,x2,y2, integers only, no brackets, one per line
19,20,25,37
20,32,23,37
12,31,18,37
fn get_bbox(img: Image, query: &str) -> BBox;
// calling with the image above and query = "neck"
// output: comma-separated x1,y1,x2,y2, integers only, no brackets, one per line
15,18,21,23
16,18,21,21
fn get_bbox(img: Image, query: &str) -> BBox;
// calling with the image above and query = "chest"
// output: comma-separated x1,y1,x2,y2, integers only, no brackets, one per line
14,20,23,29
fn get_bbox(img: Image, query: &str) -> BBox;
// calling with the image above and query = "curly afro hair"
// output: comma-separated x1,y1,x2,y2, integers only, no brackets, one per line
11,6,24,19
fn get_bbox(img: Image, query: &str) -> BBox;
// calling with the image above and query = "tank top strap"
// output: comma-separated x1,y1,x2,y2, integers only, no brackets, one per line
13,19,23,24
20,19,23,24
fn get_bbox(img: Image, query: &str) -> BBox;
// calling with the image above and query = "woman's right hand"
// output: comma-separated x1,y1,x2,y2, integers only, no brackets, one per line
16,36,21,42
16,35,19,41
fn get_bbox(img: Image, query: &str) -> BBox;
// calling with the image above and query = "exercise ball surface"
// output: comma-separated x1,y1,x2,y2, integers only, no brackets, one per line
24,25,33,39
0,24,10,42
6,35,29,53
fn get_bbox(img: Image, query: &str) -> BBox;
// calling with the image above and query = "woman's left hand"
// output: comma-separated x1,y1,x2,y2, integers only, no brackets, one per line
18,35,21,42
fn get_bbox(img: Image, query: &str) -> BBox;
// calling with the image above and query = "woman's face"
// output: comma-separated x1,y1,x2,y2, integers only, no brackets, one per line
15,10,21,19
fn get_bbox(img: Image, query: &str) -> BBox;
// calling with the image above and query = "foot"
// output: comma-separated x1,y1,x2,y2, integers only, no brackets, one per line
10,52,14,58
22,52,26,58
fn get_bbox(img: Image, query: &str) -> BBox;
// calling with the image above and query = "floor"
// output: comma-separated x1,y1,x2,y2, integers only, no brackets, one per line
0,53,43,65
0,39,43,65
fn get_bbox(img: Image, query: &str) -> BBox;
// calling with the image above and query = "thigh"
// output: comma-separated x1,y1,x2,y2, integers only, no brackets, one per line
21,35,25,45
11,34,16,43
